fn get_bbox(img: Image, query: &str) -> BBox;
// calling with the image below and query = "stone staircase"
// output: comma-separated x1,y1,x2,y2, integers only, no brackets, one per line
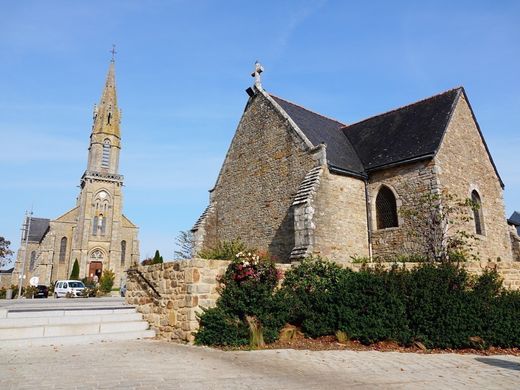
0,297,155,347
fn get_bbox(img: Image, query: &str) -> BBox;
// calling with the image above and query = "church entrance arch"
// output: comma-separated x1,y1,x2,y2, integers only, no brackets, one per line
88,249,105,282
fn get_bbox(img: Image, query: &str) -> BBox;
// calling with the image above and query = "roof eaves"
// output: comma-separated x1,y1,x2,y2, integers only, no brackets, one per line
328,164,367,179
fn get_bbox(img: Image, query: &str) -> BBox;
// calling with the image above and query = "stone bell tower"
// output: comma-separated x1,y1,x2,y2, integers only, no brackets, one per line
69,55,139,286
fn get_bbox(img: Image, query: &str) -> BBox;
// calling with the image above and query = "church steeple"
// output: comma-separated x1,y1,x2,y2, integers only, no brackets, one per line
92,61,120,138
85,58,122,177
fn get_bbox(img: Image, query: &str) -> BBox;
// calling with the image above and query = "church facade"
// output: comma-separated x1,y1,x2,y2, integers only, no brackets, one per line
192,65,515,263
12,60,139,288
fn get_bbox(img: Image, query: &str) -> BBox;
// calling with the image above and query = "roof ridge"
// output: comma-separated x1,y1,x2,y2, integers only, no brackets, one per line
269,93,347,127
342,86,463,130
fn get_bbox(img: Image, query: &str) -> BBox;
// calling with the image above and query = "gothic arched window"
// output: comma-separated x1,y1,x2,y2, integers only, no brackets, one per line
471,190,485,235
30,251,36,271
102,139,111,168
376,186,398,229
121,240,126,266
59,237,67,264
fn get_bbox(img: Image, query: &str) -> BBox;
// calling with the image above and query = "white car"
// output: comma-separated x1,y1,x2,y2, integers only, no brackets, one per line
54,280,85,298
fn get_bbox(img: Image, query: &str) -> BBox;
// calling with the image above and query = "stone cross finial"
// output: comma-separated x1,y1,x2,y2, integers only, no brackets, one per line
251,61,264,89
110,44,117,62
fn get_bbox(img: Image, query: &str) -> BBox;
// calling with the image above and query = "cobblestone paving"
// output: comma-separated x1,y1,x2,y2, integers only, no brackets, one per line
1,340,519,389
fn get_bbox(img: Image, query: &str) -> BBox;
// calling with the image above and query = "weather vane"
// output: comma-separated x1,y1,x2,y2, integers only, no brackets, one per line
110,44,117,62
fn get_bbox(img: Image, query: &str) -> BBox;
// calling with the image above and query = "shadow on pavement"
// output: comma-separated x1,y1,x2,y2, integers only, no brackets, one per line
475,357,520,371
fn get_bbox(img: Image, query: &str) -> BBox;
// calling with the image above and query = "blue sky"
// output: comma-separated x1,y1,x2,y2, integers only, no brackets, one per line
1,0,519,267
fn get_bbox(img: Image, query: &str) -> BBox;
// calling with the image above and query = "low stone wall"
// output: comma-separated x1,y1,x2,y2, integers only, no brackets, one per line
125,259,229,343
127,259,520,343
346,261,520,290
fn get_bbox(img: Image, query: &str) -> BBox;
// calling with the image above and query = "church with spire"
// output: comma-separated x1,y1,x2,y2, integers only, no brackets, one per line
12,57,139,288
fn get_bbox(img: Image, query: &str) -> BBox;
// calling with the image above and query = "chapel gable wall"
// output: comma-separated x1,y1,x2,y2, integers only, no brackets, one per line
209,93,317,262
434,94,512,261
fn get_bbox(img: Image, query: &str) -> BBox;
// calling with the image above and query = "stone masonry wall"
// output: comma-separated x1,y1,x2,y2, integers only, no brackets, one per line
207,92,317,262
127,259,520,343
311,168,369,263
434,94,512,261
368,160,438,258
125,259,229,343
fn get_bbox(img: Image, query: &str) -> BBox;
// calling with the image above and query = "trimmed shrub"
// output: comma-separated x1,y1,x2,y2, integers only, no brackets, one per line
70,259,80,279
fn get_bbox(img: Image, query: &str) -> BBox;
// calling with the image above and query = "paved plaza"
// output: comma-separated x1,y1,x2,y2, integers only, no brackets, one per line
1,339,520,389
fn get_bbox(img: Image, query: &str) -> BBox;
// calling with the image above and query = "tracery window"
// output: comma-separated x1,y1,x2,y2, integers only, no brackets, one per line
471,190,485,235
59,237,67,264
376,186,398,229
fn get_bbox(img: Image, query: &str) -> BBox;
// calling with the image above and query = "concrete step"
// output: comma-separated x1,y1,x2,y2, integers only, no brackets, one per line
0,312,143,328
0,320,150,340
5,307,136,318
0,329,156,348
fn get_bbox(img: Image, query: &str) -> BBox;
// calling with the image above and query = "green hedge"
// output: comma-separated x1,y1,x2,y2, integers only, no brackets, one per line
195,258,520,349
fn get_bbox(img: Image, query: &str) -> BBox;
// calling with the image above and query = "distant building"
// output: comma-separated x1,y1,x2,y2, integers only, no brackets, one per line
193,64,514,263
12,60,139,288
508,211,520,236
507,212,520,261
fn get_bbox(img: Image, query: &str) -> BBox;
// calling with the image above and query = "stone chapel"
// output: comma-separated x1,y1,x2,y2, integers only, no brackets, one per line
12,59,139,287
192,64,516,263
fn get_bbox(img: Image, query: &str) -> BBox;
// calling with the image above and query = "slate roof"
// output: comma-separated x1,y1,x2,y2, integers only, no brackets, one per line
271,96,365,177
508,211,520,226
269,87,503,187
26,217,50,242
343,88,460,171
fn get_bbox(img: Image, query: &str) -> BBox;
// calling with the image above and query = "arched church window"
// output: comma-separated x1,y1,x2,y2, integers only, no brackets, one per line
102,139,111,168
471,190,485,235
376,186,398,229
30,251,36,271
107,112,112,125
121,240,126,266
59,237,67,264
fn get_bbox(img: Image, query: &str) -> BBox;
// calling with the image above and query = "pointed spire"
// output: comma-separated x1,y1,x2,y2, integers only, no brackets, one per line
91,60,120,139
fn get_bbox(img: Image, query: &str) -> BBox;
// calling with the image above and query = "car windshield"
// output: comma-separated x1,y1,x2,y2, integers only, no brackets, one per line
69,282,85,288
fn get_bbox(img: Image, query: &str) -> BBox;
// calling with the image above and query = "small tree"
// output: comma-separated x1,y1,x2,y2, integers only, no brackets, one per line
399,188,477,262
0,236,13,269
69,259,80,279
174,230,193,260
152,250,163,264
99,269,115,294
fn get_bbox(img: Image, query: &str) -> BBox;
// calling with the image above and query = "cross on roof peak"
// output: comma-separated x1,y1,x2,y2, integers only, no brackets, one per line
251,61,264,89
110,44,117,62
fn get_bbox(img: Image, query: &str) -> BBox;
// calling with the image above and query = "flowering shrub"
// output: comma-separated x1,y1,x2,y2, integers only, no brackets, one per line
195,250,287,347
227,251,281,285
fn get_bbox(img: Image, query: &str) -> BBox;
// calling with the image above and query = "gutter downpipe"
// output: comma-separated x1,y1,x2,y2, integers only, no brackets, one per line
364,179,373,262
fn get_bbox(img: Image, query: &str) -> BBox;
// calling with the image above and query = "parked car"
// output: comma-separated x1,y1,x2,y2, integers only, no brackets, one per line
54,280,85,298
34,285,49,298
